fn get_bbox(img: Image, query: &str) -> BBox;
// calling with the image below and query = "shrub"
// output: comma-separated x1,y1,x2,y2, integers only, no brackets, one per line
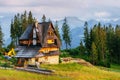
0,62,10,68
60,51,70,57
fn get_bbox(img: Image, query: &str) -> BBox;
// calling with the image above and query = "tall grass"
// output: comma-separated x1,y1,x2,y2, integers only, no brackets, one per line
0,63,120,80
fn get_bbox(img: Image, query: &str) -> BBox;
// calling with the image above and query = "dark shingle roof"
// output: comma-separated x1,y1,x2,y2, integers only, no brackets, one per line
15,46,40,58
19,24,33,40
39,22,50,43
19,22,50,41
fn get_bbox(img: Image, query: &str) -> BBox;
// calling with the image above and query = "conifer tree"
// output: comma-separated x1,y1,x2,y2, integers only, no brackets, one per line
114,25,120,64
28,11,34,24
84,21,91,54
42,14,46,22
79,41,85,55
0,25,3,48
22,11,28,32
55,21,61,42
62,17,71,49
91,42,98,65
10,20,15,42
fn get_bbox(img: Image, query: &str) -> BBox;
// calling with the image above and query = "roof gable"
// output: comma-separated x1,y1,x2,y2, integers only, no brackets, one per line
19,24,33,40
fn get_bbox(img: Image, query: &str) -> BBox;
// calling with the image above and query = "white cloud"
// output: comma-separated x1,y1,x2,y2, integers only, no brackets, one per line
0,0,120,20
94,12,111,18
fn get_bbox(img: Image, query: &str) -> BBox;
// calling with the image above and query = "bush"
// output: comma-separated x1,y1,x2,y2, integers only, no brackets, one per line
9,57,17,65
97,60,111,68
0,62,10,68
60,51,70,57
59,57,62,63
68,48,80,58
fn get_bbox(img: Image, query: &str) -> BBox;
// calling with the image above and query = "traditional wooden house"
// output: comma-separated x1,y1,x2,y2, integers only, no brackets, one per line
15,21,61,66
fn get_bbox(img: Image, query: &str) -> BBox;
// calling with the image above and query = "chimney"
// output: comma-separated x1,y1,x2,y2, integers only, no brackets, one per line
35,19,38,27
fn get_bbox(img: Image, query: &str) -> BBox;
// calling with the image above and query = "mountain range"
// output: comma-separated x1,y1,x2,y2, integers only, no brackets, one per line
1,16,120,48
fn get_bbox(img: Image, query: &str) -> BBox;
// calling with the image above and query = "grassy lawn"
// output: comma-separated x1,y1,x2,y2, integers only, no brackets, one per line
110,64,120,72
97,63,120,73
0,63,120,80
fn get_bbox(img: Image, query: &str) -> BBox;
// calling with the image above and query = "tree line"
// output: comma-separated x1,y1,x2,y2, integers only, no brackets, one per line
10,11,35,46
83,22,120,67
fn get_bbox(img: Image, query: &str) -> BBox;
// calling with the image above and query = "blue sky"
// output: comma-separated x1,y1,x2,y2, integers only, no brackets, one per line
0,0,120,20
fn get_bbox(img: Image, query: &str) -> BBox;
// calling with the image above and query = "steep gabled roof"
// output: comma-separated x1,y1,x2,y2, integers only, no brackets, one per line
19,24,33,40
19,22,51,41
39,22,50,43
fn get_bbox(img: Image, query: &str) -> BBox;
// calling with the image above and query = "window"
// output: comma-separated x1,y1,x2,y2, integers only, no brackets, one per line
47,39,54,44
48,31,53,36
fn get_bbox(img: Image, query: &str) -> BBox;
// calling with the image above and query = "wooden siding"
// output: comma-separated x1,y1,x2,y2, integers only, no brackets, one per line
39,47,59,53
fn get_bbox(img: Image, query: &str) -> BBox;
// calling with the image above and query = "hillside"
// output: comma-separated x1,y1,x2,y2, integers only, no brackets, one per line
0,63,120,80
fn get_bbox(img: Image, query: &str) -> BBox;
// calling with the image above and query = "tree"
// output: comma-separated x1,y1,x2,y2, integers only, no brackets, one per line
62,17,71,49
42,14,46,22
28,11,34,24
79,41,85,55
106,24,114,63
21,11,28,32
84,21,91,55
114,25,120,64
91,42,98,65
0,26,3,48
10,20,15,42
55,21,61,42
91,23,108,66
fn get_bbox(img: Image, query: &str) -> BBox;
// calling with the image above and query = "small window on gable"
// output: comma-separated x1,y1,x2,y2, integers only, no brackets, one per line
48,31,53,36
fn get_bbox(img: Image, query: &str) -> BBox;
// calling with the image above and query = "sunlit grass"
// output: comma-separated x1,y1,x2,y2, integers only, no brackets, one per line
0,63,120,80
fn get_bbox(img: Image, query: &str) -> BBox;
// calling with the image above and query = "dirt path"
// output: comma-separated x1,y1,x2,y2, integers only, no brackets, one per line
61,57,93,67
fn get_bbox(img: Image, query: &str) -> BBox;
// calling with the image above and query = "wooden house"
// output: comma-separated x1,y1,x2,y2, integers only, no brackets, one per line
15,21,61,66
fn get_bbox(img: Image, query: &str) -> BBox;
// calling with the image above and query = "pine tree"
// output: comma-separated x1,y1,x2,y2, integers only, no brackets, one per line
0,26,3,48
10,20,15,42
28,11,34,24
21,11,28,32
106,24,114,63
55,21,61,42
62,17,71,49
114,25,120,64
42,14,46,22
79,41,85,55
91,42,98,65
84,21,91,54
13,15,18,45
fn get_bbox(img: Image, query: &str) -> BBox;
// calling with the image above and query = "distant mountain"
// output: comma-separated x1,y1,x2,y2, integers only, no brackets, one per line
1,16,120,48
55,17,120,49
0,16,11,46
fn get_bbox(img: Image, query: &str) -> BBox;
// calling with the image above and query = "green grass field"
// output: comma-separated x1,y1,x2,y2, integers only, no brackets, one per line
0,63,120,80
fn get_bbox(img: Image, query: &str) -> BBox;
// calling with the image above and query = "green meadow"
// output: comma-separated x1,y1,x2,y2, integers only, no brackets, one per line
0,63,120,80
